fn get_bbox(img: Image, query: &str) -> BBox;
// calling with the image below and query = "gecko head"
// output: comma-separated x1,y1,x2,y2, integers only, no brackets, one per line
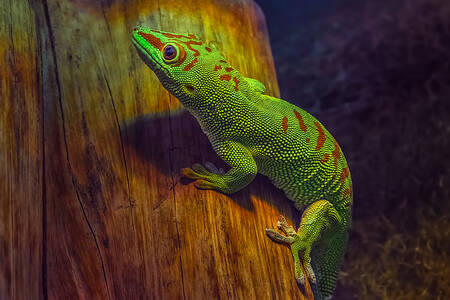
132,26,228,107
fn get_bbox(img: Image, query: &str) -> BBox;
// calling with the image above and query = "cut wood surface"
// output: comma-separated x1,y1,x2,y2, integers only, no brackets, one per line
1,0,313,299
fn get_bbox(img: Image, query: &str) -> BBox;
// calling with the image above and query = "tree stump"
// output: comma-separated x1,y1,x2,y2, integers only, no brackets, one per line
0,0,313,298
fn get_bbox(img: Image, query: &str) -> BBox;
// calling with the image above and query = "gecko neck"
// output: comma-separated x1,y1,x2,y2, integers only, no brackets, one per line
184,94,249,137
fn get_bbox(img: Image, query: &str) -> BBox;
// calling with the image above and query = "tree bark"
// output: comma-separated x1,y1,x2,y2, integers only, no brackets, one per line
0,0,313,299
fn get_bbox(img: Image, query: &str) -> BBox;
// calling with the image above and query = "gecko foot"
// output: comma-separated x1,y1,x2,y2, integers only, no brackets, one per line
181,163,226,191
181,162,223,180
277,215,297,236
266,215,317,287
265,228,295,244
181,163,213,181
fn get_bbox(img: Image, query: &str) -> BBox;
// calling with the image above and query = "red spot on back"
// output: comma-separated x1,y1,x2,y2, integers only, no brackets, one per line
314,122,326,151
339,167,350,183
183,58,198,71
214,65,222,71
205,47,212,52
282,116,288,132
293,110,307,132
320,153,329,164
138,32,164,50
225,67,233,72
220,74,232,81
233,77,239,91
332,140,341,168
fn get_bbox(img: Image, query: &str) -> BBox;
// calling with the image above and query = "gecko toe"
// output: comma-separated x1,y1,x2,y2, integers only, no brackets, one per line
304,262,317,284
266,228,295,244
194,179,216,190
277,215,297,236
294,266,306,286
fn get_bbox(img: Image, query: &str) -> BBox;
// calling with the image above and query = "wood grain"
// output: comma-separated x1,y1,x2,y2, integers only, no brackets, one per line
0,1,43,299
1,0,313,298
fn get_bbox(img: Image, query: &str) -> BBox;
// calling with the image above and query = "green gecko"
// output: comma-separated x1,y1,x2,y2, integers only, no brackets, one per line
132,26,353,299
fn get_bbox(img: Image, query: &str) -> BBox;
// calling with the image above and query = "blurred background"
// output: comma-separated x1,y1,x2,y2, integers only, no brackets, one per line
253,0,449,299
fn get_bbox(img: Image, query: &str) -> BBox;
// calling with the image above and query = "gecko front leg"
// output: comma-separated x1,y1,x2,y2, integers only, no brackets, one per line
181,141,257,194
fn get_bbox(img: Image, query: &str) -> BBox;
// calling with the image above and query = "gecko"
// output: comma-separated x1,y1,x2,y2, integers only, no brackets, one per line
132,26,353,300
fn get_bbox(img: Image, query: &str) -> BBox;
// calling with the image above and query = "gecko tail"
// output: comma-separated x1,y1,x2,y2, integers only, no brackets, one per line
311,230,348,299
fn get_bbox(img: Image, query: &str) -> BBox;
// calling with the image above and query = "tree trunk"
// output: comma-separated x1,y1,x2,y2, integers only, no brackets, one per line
0,0,313,298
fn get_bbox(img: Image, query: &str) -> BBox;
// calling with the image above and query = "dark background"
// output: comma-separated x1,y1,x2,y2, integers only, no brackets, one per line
254,0,449,299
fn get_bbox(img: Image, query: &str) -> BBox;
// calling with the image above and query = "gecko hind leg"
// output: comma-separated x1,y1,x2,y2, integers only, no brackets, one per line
266,200,344,292
266,215,307,285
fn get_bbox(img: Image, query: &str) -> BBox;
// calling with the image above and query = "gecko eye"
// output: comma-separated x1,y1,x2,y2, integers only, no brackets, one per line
162,44,178,62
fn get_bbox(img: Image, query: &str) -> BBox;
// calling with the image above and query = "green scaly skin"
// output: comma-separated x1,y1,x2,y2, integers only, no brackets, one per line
132,26,353,299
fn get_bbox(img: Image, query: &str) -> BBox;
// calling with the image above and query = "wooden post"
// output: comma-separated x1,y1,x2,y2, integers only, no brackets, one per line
0,1,43,299
1,0,313,298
